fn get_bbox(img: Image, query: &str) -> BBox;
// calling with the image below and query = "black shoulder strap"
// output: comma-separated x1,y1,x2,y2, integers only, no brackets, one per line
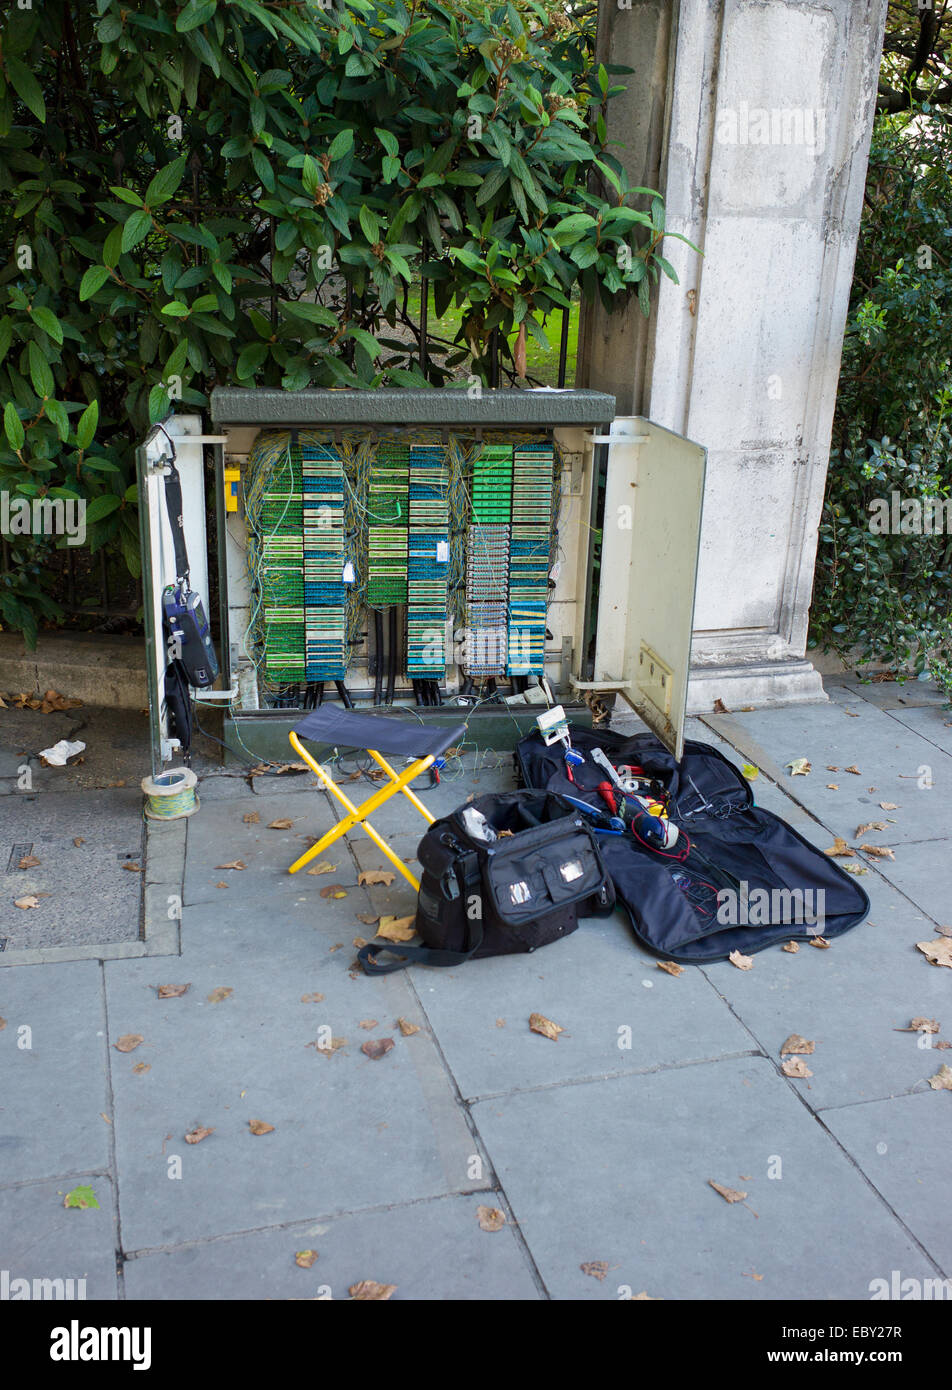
358,849,484,974
162,458,190,587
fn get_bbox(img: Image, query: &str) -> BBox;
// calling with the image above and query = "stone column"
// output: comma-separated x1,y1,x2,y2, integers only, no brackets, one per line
578,0,889,709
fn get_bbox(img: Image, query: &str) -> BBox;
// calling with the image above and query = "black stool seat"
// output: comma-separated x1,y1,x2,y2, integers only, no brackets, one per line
293,708,465,761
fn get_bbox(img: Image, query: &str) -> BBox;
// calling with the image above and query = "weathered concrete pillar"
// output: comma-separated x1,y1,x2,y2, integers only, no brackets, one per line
579,0,889,709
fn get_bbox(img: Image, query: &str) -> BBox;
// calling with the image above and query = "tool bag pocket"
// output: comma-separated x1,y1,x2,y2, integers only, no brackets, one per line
359,791,614,974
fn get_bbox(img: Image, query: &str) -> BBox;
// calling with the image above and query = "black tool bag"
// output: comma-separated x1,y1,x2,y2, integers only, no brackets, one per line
358,790,615,974
514,726,870,964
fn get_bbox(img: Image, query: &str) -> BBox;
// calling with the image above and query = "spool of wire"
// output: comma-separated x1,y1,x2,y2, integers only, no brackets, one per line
141,767,200,820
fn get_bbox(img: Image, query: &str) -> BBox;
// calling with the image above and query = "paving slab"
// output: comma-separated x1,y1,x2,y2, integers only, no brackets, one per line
698,869,946,1109
0,961,110,1184
0,790,143,949
879,702,952,758
412,910,751,1101
704,701,952,849
122,1190,538,1300
822,1091,952,1277
0,1176,119,1300
469,1055,935,1300
103,948,488,1252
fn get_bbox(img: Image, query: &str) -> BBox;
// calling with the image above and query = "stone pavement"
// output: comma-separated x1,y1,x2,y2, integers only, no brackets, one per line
1,676,950,1301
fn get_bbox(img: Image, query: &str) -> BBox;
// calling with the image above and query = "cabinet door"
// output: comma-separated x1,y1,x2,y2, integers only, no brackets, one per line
136,415,211,773
591,417,706,762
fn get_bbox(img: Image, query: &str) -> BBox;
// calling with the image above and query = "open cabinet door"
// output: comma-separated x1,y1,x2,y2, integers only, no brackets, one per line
136,415,214,775
583,417,706,762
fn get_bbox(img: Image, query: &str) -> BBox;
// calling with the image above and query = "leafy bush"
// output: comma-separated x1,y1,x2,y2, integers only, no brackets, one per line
810,107,952,690
0,0,690,645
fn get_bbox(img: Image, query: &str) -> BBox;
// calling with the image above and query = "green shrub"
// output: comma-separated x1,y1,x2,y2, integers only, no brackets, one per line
0,0,692,646
811,108,952,692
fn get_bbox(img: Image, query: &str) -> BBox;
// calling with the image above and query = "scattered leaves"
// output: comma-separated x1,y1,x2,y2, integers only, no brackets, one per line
860,844,895,859
185,1126,214,1145
529,1012,563,1040
308,1036,347,1057
216,881,228,889
824,838,854,857
782,941,800,954
396,1017,420,1036
122,861,141,872
782,1057,813,1078
741,764,759,781
207,987,234,1003
349,1281,396,1301
809,936,831,949
927,1064,952,1092
879,802,899,811
895,1018,939,1034
917,938,952,969
319,884,348,899
856,822,887,836
729,950,753,971
248,1118,275,1135
358,1018,378,1030
73,837,85,846
713,698,730,714
63,1185,99,1210
780,1034,815,1056
114,1034,144,1053
300,992,325,1003
215,860,246,870
133,1062,150,1075
845,765,861,775
361,1037,394,1061
17,854,40,869
843,863,868,875
268,818,294,830
375,914,416,943
13,895,40,909
295,1250,319,1269
306,861,337,875
580,1261,610,1280
156,983,190,999
358,870,396,886
786,758,811,776
477,1205,506,1232
243,811,260,824
356,913,380,925
657,960,684,977
826,784,839,790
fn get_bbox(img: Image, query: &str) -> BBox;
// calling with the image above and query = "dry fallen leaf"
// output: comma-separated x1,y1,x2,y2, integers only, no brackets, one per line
845,710,860,718
927,1064,952,1092
845,765,861,775
826,765,840,772
156,984,190,999
215,860,246,870
358,869,396,887
375,914,416,943
215,881,228,889
361,1038,394,1061
917,938,952,969
121,862,141,873
319,884,348,899
529,1012,564,1041
356,912,380,925
243,812,260,824
306,861,337,875
780,1034,815,1056
207,987,234,1003
396,1017,420,1037
13,895,40,909
496,1018,506,1028
477,1205,506,1232
580,1261,610,1280
729,950,753,971
824,838,855,858
300,992,325,1003
358,1018,378,1030
712,698,730,714
631,1291,662,1300
782,1057,813,1079
308,1036,347,1057
114,1034,144,1053
935,926,952,938
657,961,684,977
353,936,368,949
185,1126,214,1145
786,758,811,776
132,1062,150,1075
349,1281,396,1301
17,854,40,869
268,818,294,830
842,863,869,875
295,1250,319,1269
249,1119,275,1135
709,1180,747,1204
809,936,831,949
0,1018,5,1031
879,802,899,811
73,837,84,846
856,822,887,836
860,844,895,860
782,941,800,954
895,1018,939,1034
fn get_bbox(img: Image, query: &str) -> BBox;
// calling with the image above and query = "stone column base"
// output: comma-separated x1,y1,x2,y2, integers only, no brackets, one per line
687,657,827,713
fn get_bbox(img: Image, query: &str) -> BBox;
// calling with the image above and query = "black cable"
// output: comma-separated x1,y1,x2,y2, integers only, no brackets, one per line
373,609,384,706
335,681,354,709
385,606,398,705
